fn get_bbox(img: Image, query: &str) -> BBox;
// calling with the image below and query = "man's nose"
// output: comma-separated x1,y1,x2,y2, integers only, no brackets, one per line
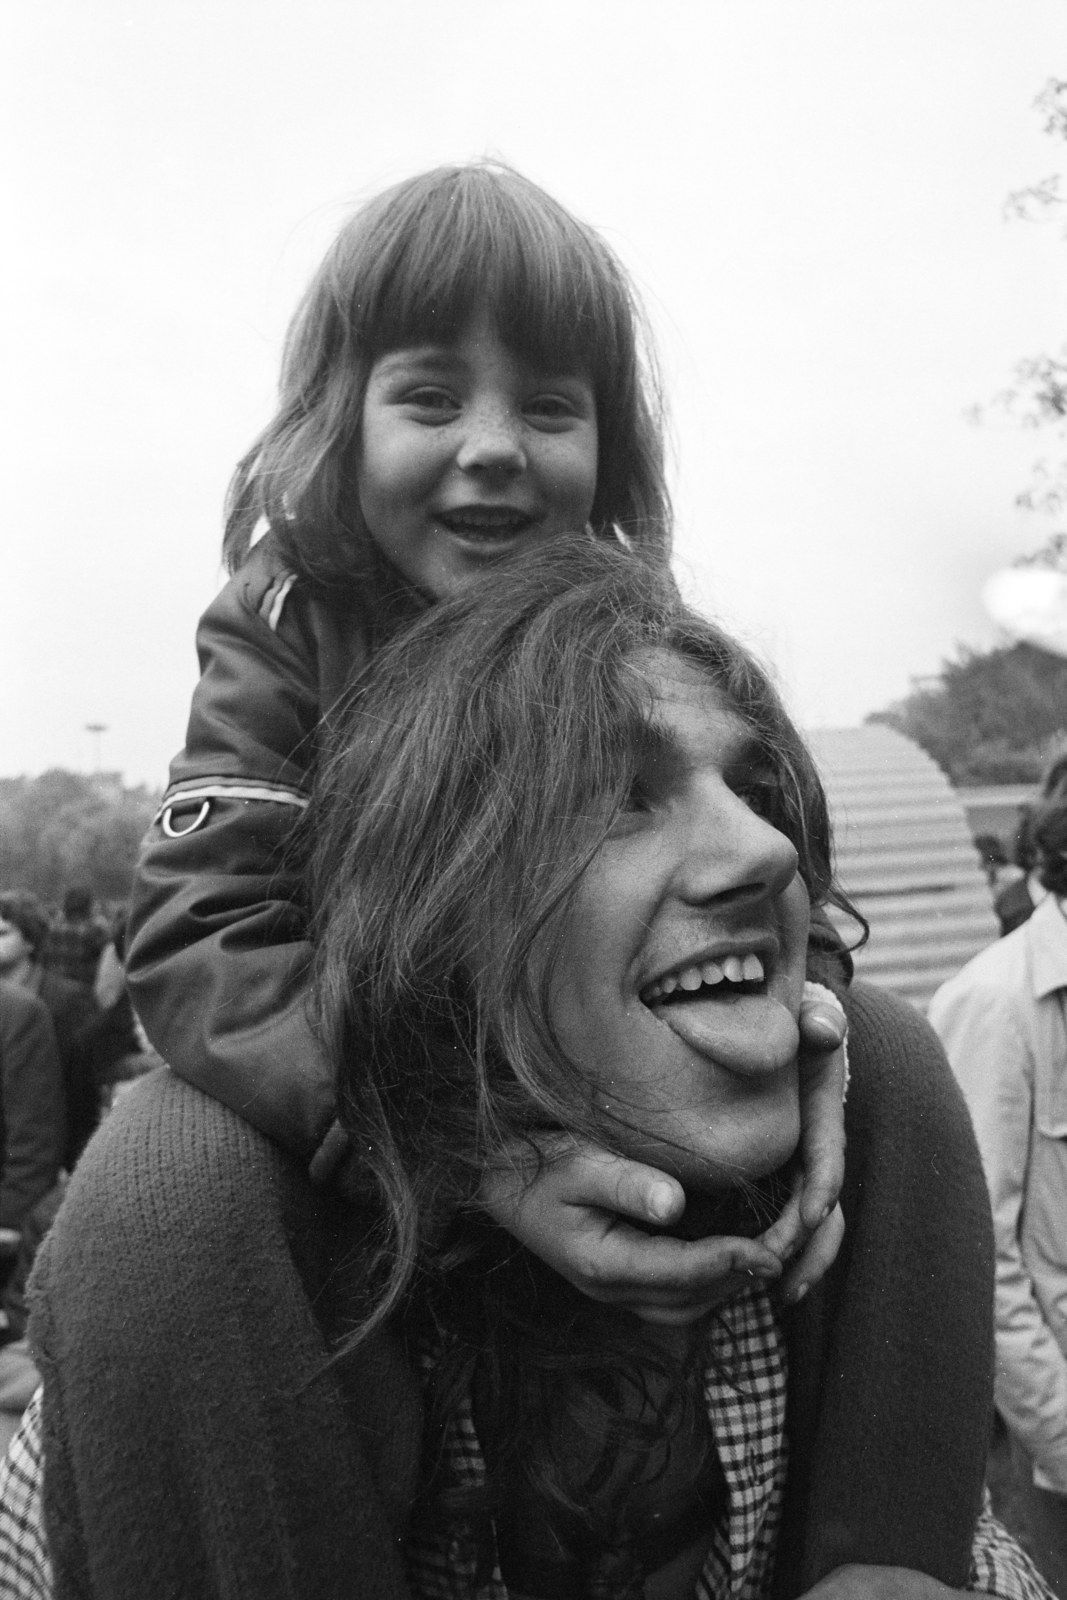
674,785,799,908
455,399,526,475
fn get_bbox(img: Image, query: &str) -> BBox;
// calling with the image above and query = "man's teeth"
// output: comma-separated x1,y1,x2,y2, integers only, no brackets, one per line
643,953,764,1003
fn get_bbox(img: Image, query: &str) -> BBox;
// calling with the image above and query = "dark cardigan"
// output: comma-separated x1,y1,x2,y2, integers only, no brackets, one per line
28,981,994,1600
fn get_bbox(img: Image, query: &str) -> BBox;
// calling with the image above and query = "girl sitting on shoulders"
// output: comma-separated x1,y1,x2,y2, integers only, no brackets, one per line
19,538,1041,1600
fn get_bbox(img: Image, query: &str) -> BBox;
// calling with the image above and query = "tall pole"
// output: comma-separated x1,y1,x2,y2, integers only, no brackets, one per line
84,723,108,775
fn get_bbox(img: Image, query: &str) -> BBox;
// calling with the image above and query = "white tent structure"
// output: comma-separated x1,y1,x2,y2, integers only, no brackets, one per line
808,725,999,1013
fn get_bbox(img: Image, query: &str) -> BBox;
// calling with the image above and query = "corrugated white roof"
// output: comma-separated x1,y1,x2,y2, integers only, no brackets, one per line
807,725,998,1012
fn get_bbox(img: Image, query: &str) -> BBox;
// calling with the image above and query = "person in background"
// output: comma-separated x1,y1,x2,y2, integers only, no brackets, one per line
976,833,1019,894
0,894,96,1169
994,759,1067,939
0,983,64,1344
994,811,1042,937
930,791,1067,1597
40,889,108,994
81,911,157,1112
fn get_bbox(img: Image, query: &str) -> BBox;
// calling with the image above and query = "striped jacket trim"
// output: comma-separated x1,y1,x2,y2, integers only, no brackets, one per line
154,779,311,823
257,569,299,633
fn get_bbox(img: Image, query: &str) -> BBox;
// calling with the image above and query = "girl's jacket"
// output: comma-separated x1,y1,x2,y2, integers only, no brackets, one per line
127,531,851,1186
125,531,374,1176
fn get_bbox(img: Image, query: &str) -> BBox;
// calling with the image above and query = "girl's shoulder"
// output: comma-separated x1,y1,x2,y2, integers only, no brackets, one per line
224,528,304,634
206,530,374,697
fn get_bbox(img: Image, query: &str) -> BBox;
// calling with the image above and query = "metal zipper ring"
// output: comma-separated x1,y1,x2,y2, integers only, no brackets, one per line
161,800,211,838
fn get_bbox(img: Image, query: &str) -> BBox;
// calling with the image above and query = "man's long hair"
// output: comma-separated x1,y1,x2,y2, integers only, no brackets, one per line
311,537,844,1339
309,537,849,1567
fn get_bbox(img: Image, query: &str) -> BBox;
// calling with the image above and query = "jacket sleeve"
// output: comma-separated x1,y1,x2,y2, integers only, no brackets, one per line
125,544,365,1165
0,989,64,1232
929,972,1067,1493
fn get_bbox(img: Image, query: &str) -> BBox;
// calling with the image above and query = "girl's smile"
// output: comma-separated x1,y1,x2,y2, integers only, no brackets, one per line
358,307,599,598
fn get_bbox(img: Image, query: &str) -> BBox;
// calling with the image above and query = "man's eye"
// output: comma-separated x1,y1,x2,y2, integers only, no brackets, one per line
620,774,657,814
734,777,778,819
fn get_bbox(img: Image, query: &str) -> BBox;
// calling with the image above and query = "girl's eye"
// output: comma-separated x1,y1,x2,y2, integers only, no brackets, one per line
403,387,459,417
524,392,581,426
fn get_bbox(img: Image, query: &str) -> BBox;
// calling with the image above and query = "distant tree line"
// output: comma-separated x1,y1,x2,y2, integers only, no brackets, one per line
0,770,160,908
971,79,1067,516
869,641,1067,787
886,85,1067,785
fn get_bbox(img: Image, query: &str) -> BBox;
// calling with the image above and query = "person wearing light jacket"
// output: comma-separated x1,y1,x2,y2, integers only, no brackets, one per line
930,793,1067,1596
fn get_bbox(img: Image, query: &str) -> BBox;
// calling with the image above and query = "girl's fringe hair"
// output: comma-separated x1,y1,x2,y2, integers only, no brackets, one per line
224,163,671,590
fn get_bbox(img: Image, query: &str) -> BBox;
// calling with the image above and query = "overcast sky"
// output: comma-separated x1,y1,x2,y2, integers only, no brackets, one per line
4,0,1066,786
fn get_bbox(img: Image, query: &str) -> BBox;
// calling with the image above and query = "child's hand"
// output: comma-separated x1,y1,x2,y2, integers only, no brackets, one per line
479,984,849,1325
480,1143,783,1326
759,982,849,1304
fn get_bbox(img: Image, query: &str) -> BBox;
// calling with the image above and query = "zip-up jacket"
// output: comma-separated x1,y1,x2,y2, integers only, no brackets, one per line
125,532,375,1174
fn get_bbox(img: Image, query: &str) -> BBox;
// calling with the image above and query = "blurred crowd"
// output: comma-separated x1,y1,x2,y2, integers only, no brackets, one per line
0,886,160,1351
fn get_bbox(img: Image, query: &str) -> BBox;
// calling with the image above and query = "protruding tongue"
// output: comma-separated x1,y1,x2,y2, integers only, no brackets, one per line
656,991,799,1075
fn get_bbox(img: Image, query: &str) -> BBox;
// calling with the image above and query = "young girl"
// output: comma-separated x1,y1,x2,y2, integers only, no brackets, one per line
126,162,847,1318
20,540,1041,1599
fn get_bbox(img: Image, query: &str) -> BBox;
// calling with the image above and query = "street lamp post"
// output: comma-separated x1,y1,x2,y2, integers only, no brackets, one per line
84,723,108,775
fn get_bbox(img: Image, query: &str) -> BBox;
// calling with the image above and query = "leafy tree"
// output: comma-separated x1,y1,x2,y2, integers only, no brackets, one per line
0,770,160,909
898,86,1067,788
868,641,1067,786
970,80,1067,514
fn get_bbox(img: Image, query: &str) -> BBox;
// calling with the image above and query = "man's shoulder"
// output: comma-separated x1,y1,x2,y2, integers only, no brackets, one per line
939,928,1026,998
939,898,1067,1005
926,932,1036,1052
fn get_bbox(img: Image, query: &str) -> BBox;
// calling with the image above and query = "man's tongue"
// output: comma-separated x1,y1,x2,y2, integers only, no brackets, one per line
656,991,799,1075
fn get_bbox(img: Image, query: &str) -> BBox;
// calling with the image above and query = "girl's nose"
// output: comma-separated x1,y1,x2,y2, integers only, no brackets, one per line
675,786,799,909
455,400,526,476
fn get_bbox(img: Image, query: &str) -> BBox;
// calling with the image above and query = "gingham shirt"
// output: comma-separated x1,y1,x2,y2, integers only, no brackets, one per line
0,1290,1054,1600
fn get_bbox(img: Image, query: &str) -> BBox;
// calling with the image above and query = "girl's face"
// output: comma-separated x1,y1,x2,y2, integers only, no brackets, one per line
358,307,599,598
547,652,809,1194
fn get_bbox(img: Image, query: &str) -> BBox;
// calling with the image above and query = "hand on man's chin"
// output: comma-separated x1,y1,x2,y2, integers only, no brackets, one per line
644,1166,796,1243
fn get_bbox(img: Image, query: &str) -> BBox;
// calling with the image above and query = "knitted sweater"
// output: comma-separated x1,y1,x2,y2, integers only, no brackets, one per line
27,982,994,1600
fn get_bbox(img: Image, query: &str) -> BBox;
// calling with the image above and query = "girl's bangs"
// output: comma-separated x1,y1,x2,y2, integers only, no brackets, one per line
361,174,626,384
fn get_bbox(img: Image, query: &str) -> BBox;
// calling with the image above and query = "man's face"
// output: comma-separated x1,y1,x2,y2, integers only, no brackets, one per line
0,915,33,974
547,653,809,1194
